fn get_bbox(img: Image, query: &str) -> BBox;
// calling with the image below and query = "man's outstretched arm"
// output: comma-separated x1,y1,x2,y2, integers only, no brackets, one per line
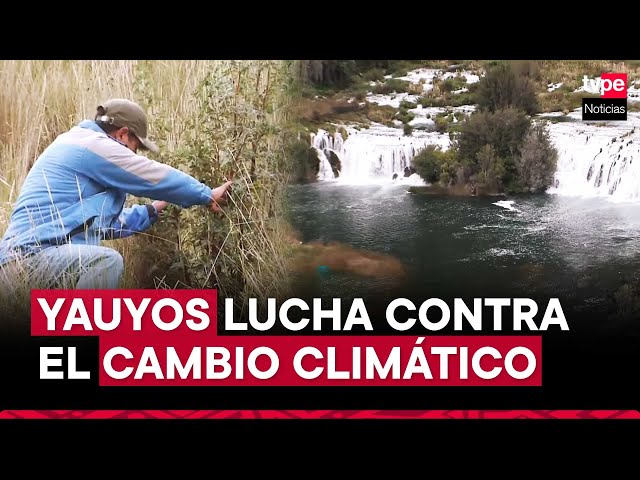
82,136,215,207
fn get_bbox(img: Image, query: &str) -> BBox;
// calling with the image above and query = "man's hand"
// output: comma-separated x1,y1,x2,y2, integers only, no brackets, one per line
211,180,233,213
152,200,169,214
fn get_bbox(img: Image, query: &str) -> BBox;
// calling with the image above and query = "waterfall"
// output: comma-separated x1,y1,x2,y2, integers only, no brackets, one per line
311,129,345,180
314,147,335,180
310,125,451,184
307,111,640,197
548,113,640,202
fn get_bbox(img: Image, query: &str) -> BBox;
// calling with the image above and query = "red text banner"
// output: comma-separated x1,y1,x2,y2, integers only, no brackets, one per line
31,289,542,387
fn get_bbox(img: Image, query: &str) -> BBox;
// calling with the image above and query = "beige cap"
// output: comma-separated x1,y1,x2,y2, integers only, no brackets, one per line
95,98,159,153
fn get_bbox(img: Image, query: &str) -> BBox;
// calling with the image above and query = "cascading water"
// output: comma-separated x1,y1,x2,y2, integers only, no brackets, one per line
310,125,451,184
314,148,335,180
311,130,345,180
306,62,640,198
548,112,640,202
305,66,478,185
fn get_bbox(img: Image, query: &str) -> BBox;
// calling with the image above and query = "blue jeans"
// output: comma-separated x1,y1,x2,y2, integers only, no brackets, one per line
24,244,124,289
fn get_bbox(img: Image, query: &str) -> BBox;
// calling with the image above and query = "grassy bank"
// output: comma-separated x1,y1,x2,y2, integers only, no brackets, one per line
0,60,296,321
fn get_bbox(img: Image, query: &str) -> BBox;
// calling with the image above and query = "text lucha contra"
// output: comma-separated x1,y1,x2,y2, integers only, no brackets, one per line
385,297,568,331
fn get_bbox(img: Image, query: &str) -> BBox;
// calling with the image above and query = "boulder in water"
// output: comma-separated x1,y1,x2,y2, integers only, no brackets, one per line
392,173,398,180
404,166,417,177
326,150,342,178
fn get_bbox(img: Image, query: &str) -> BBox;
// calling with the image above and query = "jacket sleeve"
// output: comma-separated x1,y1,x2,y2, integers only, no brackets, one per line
100,204,158,240
82,136,213,208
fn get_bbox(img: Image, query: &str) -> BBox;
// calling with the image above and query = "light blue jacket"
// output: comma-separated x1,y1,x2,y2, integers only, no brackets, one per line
0,120,213,265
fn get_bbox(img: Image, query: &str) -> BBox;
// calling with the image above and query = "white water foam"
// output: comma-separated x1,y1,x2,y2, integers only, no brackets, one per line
311,124,451,185
546,111,640,202
493,200,521,212
366,92,420,108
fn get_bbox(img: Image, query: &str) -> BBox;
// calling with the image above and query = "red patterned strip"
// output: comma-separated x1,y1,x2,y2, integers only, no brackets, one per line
1,410,639,419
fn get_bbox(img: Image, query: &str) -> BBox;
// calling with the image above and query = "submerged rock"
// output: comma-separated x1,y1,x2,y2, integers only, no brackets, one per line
291,240,407,281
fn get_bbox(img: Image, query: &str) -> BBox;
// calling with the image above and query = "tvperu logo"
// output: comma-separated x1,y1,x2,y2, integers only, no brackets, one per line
582,73,627,121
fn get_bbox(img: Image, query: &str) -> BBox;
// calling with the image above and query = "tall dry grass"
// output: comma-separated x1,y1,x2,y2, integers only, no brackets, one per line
0,61,137,201
0,60,297,327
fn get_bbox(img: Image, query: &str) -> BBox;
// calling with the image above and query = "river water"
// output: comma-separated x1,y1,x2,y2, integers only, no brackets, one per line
285,181,640,332
297,87,640,333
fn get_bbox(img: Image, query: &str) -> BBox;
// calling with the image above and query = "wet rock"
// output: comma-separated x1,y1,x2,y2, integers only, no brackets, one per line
609,178,620,195
326,150,342,178
594,164,604,187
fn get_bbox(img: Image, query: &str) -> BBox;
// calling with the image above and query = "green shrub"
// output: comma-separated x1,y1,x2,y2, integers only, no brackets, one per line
386,60,426,77
337,126,349,140
539,91,597,113
455,107,531,165
135,60,293,312
413,145,454,183
449,92,476,106
345,83,370,101
372,78,412,95
475,144,505,191
515,121,558,193
366,103,397,123
441,76,467,92
396,109,415,124
434,115,449,133
403,123,413,136
362,68,385,82
400,98,417,109
419,96,445,108
475,62,539,114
